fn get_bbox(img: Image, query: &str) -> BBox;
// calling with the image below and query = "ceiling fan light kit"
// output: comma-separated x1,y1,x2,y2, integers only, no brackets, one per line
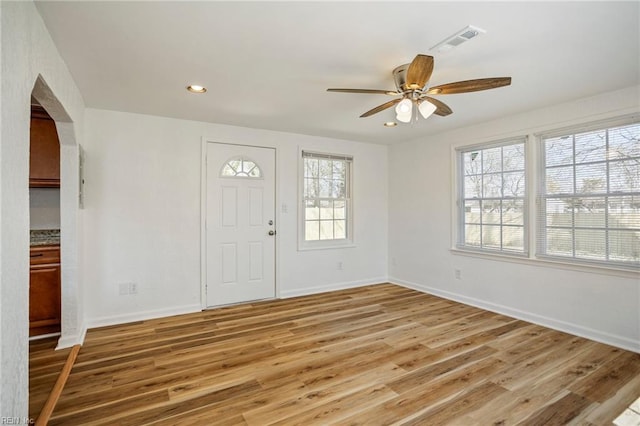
418,101,437,119
395,98,412,122
393,97,437,123
327,52,511,125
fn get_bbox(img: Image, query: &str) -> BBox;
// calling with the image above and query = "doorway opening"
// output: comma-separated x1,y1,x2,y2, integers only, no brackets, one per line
29,100,62,338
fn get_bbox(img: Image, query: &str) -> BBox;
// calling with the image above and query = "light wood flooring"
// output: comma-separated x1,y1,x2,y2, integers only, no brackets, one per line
33,284,640,425
29,336,72,420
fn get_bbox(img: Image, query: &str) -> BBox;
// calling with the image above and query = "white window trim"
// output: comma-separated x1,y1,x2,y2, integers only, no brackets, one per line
535,115,640,269
455,136,529,256
298,148,355,251
451,113,640,275
450,247,639,279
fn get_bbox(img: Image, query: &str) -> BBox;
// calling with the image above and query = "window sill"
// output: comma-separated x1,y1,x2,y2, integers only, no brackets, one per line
450,248,639,279
298,241,356,252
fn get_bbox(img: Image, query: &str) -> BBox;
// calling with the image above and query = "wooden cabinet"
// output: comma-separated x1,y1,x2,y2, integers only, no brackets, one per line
30,105,60,188
29,245,61,337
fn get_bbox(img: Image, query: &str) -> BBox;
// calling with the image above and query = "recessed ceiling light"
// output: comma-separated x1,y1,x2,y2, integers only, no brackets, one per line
186,85,207,93
384,122,397,127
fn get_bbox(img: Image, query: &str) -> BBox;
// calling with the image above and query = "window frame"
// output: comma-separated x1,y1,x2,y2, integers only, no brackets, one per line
451,114,639,274
456,137,529,256
536,116,640,269
298,149,355,250
219,156,263,179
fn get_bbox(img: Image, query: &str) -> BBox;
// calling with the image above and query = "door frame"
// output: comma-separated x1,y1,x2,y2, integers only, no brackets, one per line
200,139,280,309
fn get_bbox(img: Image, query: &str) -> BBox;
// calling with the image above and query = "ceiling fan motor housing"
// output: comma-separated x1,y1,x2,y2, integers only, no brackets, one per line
392,64,410,92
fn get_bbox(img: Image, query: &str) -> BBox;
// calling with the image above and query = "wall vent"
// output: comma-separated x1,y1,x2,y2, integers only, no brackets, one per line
430,25,486,53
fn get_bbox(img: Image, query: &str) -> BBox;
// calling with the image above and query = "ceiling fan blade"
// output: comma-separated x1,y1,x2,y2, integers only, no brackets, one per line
427,77,512,95
421,96,453,116
405,55,434,90
327,88,399,95
360,98,401,118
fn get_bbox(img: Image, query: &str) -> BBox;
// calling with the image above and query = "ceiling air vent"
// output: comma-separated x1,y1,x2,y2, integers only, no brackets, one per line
430,25,486,53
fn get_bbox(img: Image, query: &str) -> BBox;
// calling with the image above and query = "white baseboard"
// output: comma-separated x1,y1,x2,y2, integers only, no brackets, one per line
29,332,60,342
86,304,202,329
389,276,640,354
56,326,87,350
86,280,388,331
280,277,388,299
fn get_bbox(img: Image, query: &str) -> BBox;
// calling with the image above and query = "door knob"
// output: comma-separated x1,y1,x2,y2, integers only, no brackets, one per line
268,230,276,236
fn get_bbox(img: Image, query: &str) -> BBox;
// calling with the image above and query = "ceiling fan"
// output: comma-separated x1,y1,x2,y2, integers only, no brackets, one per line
327,54,511,123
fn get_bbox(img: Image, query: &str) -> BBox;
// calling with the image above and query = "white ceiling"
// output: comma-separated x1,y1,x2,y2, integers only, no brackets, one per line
35,1,639,145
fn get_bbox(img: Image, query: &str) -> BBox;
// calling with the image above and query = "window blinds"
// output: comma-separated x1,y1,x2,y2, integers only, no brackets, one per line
538,121,640,266
302,151,353,162
458,138,527,254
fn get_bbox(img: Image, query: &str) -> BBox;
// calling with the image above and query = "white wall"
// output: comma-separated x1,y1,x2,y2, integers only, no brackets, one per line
83,109,388,326
0,1,85,417
389,86,640,352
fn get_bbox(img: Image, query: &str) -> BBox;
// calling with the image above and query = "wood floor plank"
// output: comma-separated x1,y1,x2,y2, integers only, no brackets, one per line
386,344,498,394
582,372,640,425
570,350,640,402
518,391,594,426
150,376,307,426
270,383,398,425
489,337,597,392
341,356,508,425
466,342,606,424
113,380,263,426
246,362,403,426
30,283,639,425
396,381,508,426
29,337,71,420
36,344,80,426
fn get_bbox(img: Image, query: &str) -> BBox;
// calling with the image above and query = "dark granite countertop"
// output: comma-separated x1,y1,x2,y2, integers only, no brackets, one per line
30,229,60,246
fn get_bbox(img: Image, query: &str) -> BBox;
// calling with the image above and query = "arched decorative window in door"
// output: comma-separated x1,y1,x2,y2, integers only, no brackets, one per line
220,156,263,178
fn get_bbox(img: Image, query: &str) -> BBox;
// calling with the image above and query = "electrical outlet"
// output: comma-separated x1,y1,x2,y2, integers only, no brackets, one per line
391,257,397,267
454,269,462,280
337,261,343,270
129,282,138,295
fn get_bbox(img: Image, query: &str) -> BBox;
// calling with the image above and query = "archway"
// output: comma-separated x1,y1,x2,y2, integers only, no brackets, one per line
31,75,83,349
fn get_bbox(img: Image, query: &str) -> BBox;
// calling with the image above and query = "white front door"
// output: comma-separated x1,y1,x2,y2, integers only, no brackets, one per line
206,143,276,307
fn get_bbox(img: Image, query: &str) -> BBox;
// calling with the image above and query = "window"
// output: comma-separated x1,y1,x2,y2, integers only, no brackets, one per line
301,151,352,246
454,116,639,271
220,156,262,178
538,121,640,267
458,139,527,254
